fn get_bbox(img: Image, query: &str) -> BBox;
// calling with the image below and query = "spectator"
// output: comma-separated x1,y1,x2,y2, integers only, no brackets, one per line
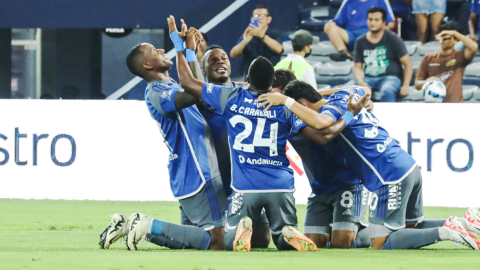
274,30,317,89
344,7,412,102
196,32,208,63
230,4,283,76
412,0,446,44
415,21,478,103
455,0,480,50
325,0,395,62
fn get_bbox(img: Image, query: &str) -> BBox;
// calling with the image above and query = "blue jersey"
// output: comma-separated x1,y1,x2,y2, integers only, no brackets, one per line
333,0,394,30
145,80,220,199
201,83,304,193
320,88,416,192
288,118,360,196
197,82,246,195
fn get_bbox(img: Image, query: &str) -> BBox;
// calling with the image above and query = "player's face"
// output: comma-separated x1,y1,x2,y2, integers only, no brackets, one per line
140,43,173,71
252,8,271,28
198,37,208,54
367,12,384,33
204,48,231,83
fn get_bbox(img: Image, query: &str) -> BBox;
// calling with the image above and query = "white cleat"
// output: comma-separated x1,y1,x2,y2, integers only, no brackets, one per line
444,217,480,250
464,207,480,234
126,212,153,251
100,213,130,249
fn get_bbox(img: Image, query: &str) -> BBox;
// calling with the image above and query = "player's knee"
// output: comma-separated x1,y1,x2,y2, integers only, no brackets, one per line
371,236,388,250
331,231,356,249
324,22,335,33
207,227,225,250
251,227,271,248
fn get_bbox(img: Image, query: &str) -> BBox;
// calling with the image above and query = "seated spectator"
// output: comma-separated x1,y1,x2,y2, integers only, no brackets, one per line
412,0,446,43
344,7,412,102
456,0,480,50
415,21,479,103
230,4,283,76
274,30,317,89
196,32,208,63
325,0,395,61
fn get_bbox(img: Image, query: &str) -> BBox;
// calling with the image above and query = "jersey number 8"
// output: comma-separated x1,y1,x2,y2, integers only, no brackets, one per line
229,115,278,156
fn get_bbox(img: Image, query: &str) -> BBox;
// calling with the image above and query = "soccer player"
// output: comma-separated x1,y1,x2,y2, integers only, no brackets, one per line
100,21,227,251
199,44,271,248
257,82,480,250
173,17,369,251
272,70,372,249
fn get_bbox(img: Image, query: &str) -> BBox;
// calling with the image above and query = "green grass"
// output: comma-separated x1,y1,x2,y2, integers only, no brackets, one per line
0,199,479,270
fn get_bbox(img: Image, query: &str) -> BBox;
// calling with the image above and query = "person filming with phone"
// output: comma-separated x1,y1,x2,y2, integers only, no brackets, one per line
230,4,284,76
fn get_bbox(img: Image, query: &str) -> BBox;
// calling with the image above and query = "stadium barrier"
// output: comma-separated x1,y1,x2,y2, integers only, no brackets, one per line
0,100,476,207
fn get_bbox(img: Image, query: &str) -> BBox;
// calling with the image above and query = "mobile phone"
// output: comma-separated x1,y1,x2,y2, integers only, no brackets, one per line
250,18,259,27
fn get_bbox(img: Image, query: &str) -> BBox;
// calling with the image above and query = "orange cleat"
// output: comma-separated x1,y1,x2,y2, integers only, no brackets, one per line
282,226,318,251
233,216,253,252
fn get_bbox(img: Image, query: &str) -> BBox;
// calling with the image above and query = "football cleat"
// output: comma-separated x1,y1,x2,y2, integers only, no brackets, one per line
233,216,253,252
464,207,480,234
282,226,318,251
444,217,480,250
126,212,153,251
99,213,130,249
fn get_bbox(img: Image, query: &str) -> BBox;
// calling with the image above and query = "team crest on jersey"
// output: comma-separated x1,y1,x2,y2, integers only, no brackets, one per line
207,83,214,93
244,97,253,103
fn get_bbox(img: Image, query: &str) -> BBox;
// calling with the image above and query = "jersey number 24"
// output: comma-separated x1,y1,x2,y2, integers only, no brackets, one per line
229,115,278,156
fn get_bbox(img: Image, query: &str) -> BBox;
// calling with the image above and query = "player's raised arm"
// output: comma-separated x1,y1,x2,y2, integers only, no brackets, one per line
255,92,369,130
167,15,204,98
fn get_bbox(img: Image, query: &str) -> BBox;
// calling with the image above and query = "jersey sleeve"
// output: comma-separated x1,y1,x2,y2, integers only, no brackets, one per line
201,83,234,113
332,3,348,27
286,108,308,133
149,84,179,115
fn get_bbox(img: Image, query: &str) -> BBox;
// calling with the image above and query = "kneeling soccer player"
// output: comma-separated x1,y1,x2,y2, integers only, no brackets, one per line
99,20,227,251
257,81,480,250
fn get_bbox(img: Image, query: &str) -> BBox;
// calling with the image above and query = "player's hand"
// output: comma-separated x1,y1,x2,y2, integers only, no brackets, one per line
471,34,479,41
185,27,200,50
399,85,410,97
255,92,288,112
365,100,374,111
347,93,371,116
435,30,457,41
167,15,187,39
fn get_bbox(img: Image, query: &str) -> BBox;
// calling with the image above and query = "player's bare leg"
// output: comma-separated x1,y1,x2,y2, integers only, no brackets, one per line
305,233,329,248
207,227,225,250
251,225,271,248
372,235,389,250
331,230,356,249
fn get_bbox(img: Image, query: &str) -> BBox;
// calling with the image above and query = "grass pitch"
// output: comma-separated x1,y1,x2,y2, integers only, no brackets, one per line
1,199,479,270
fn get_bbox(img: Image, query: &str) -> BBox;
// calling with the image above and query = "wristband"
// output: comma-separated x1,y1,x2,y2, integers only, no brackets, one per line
186,49,197,63
284,97,295,109
169,31,185,52
341,111,354,125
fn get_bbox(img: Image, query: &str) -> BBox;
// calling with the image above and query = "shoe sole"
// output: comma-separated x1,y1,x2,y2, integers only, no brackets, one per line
282,226,317,252
233,217,252,252
458,233,480,250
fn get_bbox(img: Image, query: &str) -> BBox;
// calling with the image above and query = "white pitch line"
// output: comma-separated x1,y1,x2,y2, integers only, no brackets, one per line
106,0,250,100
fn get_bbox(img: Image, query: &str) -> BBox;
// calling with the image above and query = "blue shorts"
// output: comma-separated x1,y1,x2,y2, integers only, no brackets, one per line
412,0,446,15
345,27,369,45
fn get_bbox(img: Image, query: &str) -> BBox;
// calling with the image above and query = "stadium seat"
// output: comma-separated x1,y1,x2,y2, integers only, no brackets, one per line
404,41,422,56
465,62,480,77
402,86,424,102
474,87,480,101
315,61,353,76
311,41,337,56
463,85,478,101
417,41,441,56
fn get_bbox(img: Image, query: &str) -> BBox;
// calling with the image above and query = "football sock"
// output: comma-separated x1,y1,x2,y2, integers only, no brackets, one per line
381,228,441,250
351,226,372,248
276,234,297,251
146,234,187,249
149,219,211,250
415,219,445,229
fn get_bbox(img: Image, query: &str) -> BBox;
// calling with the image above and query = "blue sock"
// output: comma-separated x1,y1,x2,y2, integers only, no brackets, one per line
150,219,165,235
381,228,441,250
415,219,445,229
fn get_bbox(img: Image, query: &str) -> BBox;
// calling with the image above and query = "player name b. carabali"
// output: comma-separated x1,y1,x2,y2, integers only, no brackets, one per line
229,104,277,118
